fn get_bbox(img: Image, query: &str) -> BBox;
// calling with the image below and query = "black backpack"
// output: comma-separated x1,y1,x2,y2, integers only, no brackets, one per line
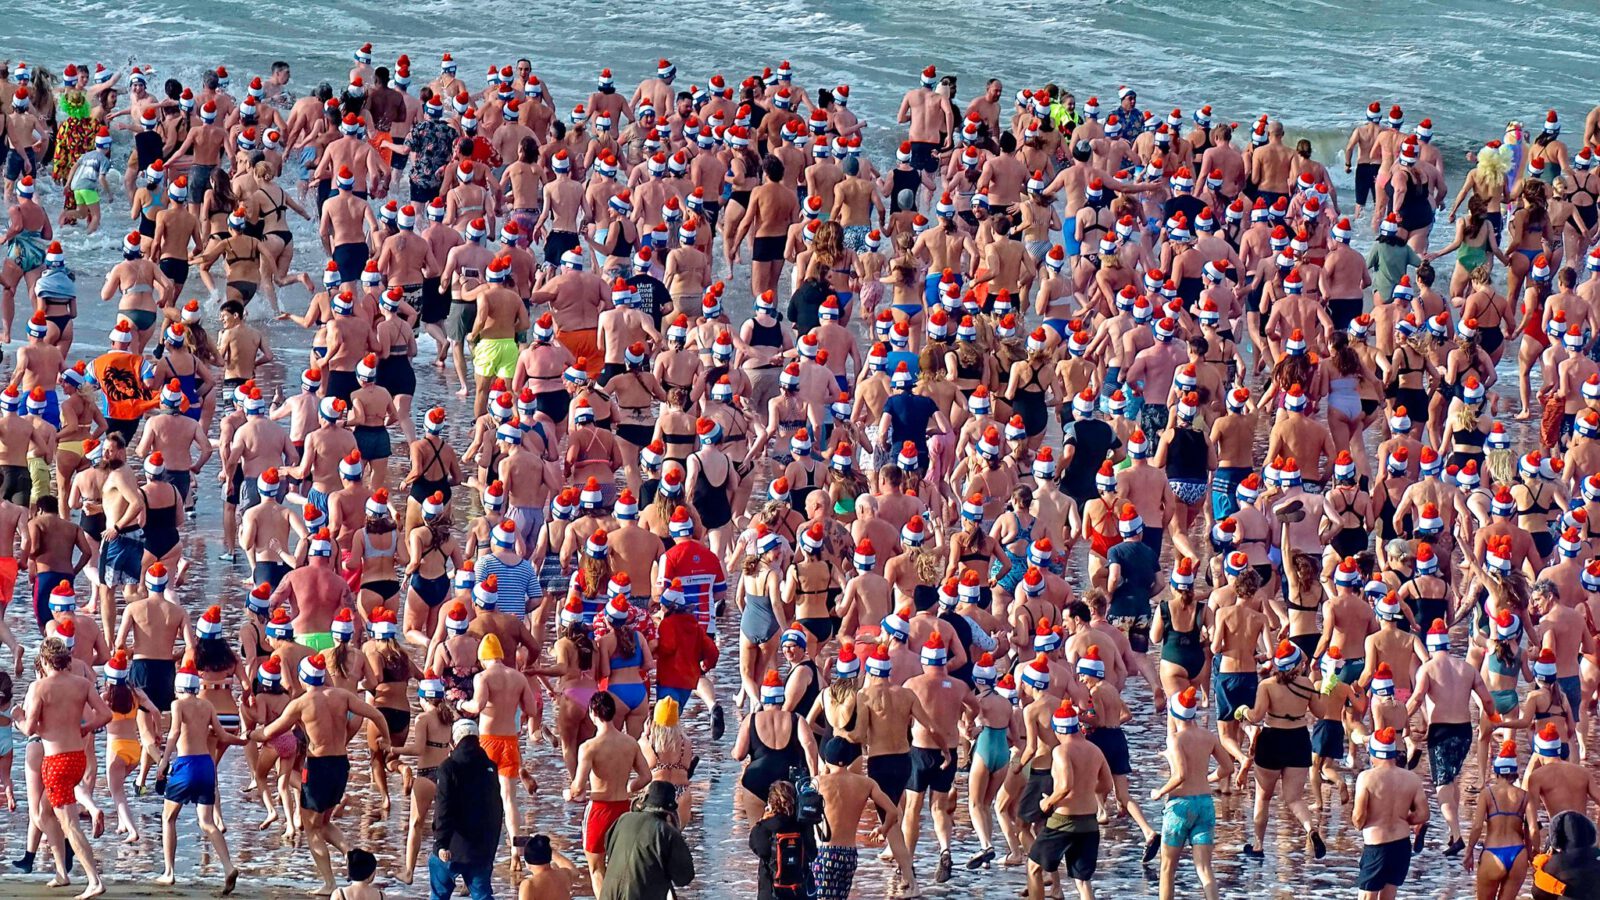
770,828,807,899
794,772,826,829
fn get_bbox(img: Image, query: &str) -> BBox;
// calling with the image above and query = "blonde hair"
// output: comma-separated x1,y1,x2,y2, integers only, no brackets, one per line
1474,143,1511,192
647,700,688,763
1487,448,1514,486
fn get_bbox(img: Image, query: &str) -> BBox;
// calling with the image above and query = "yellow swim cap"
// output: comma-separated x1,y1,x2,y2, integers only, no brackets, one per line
477,632,504,662
654,696,680,728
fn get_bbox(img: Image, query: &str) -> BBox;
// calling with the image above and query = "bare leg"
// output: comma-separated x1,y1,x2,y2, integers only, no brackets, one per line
1439,780,1463,842
108,755,137,843
220,499,239,558
54,803,103,898
585,850,605,897
304,809,337,895
367,722,391,811
995,767,1025,863
1194,843,1217,900
967,763,995,856
397,776,434,884
1158,846,1180,900
395,394,416,443
738,639,761,710
277,758,301,841
1250,771,1276,848
423,323,448,366
1113,775,1157,842
901,789,925,856
254,749,281,829
403,590,435,647
1515,338,1539,418
198,804,238,893
499,773,519,845
450,342,470,396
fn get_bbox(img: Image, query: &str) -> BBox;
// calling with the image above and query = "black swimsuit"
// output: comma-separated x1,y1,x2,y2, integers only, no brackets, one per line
1011,363,1048,437
409,436,453,503
691,452,734,529
1447,425,1487,470
740,713,805,800
1388,347,1430,426
144,488,182,557
1328,488,1369,557
257,187,292,241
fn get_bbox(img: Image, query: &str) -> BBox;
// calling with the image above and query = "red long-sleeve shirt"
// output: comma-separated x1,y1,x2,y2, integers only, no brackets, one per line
654,610,719,690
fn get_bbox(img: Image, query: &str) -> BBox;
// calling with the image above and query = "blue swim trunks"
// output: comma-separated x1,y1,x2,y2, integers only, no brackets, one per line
165,753,218,806
1162,794,1216,847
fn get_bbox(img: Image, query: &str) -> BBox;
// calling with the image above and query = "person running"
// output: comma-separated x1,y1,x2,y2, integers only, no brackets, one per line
1151,687,1233,900
249,653,391,896
1466,741,1532,900
1353,726,1430,900
153,661,241,893
1407,619,1495,856
22,635,111,897
568,690,651,896
1235,640,1328,860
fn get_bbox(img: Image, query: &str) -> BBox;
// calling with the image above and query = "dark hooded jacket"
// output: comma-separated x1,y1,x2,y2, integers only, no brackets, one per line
1535,812,1600,900
598,782,694,900
432,735,503,866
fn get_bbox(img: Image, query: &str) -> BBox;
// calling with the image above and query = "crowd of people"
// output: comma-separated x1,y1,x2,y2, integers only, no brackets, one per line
3,43,1600,900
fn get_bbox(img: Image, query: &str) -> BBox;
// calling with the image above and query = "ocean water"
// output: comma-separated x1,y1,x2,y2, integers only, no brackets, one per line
1,2,1588,897
14,0,1600,159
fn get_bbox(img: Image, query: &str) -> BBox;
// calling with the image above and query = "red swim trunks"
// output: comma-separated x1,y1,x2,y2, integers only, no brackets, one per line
42,750,87,808
583,798,631,854
0,556,16,608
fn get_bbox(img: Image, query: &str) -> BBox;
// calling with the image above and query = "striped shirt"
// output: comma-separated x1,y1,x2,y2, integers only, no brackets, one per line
475,553,542,614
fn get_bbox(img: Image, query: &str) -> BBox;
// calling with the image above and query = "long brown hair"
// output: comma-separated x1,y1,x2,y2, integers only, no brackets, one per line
565,622,595,671
1466,194,1488,236
329,640,356,679
652,461,685,518
1520,179,1549,227
812,221,846,270
1273,353,1313,393
579,554,612,600
767,779,798,818
1330,330,1360,376
374,633,407,682
891,232,918,285
612,617,638,661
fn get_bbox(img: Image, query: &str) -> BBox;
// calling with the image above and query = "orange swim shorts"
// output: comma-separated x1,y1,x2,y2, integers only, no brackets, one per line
556,329,603,377
478,732,522,778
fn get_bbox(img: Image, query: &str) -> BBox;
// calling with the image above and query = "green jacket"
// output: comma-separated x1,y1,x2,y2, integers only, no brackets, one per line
599,808,695,900
1051,103,1083,132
